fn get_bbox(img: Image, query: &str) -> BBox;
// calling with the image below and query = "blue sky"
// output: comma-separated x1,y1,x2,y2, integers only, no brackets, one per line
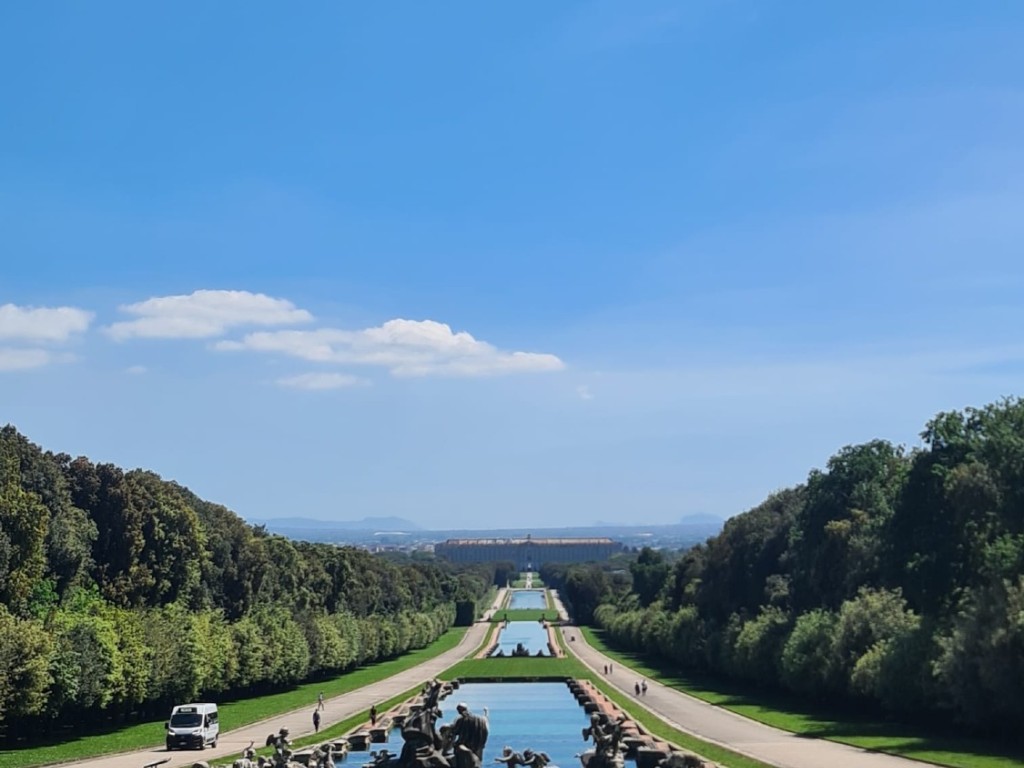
2,2,1024,530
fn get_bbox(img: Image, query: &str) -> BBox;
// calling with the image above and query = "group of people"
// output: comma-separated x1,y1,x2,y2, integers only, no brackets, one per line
602,663,614,674
633,680,648,696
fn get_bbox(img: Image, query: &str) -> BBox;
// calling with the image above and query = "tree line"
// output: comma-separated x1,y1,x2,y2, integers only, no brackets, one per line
546,398,1024,742
0,426,494,739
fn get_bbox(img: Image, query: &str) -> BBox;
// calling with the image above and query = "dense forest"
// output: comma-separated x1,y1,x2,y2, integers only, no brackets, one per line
544,398,1024,742
0,426,495,738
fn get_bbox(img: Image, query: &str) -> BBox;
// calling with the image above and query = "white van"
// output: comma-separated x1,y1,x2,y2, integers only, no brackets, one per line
165,702,219,751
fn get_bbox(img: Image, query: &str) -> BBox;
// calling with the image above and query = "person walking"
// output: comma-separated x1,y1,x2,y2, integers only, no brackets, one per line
370,704,378,726
318,691,325,711
313,709,322,733
634,681,641,696
641,680,648,696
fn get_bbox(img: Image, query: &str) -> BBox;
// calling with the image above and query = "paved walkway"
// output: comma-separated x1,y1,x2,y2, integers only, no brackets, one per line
557,616,927,768
59,589,507,768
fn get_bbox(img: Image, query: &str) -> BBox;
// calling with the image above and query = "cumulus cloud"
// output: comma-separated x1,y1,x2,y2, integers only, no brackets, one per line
0,348,52,371
106,289,313,340
218,318,565,378
277,372,369,390
0,303,93,341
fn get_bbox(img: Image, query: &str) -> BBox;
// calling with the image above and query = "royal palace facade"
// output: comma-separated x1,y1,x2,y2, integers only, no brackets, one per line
434,535,623,570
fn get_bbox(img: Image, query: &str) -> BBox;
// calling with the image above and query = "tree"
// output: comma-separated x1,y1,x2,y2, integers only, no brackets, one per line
0,471,50,616
0,605,51,721
630,548,669,608
779,609,840,698
790,441,907,611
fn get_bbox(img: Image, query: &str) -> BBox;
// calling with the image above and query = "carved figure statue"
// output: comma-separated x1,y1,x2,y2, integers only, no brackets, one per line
233,740,257,768
397,679,452,768
265,726,293,768
449,703,489,768
311,741,339,768
580,714,625,768
495,746,553,768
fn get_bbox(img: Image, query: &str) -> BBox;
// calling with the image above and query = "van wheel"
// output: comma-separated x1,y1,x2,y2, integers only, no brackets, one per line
212,737,218,748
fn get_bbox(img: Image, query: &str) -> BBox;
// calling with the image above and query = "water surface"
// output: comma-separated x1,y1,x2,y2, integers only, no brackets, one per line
494,620,549,656
508,590,547,610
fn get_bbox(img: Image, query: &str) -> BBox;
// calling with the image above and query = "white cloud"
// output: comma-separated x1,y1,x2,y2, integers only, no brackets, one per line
277,372,368,390
0,348,52,371
218,318,565,378
0,304,93,342
106,289,313,340
125,365,148,375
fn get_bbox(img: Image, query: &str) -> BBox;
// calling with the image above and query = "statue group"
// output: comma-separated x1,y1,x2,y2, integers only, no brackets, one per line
579,713,626,768
370,680,490,768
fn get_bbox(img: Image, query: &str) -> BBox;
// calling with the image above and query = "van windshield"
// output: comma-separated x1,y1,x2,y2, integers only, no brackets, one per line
170,713,202,728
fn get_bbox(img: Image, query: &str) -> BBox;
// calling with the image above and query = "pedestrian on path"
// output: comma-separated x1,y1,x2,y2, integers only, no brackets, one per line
641,680,648,696
313,709,321,733
634,681,641,696
371,704,378,726
609,663,613,673
603,664,608,674
318,691,325,710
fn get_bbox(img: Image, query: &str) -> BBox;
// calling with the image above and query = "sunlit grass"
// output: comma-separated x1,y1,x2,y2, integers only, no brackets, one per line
490,609,556,622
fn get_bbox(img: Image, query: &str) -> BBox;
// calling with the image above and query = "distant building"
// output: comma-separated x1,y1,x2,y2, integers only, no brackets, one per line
434,534,623,570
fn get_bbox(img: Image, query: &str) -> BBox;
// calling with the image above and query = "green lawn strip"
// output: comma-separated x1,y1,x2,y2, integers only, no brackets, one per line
581,628,1024,768
0,628,468,768
442,656,771,768
491,609,555,622
444,656,584,679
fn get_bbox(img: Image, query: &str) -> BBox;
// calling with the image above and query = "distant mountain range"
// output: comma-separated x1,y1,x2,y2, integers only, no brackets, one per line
246,513,725,548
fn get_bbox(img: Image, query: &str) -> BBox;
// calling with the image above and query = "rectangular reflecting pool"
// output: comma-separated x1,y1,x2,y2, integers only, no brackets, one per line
508,590,547,610
493,620,549,656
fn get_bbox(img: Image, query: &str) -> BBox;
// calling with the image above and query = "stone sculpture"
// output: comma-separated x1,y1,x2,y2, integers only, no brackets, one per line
448,703,489,768
579,713,625,768
495,746,553,768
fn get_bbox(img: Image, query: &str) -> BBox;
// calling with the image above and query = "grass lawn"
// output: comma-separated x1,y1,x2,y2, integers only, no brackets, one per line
491,609,556,622
582,627,1024,768
0,628,468,768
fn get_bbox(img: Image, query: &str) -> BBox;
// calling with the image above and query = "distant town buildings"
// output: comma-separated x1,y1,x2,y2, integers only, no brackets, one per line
434,534,623,570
